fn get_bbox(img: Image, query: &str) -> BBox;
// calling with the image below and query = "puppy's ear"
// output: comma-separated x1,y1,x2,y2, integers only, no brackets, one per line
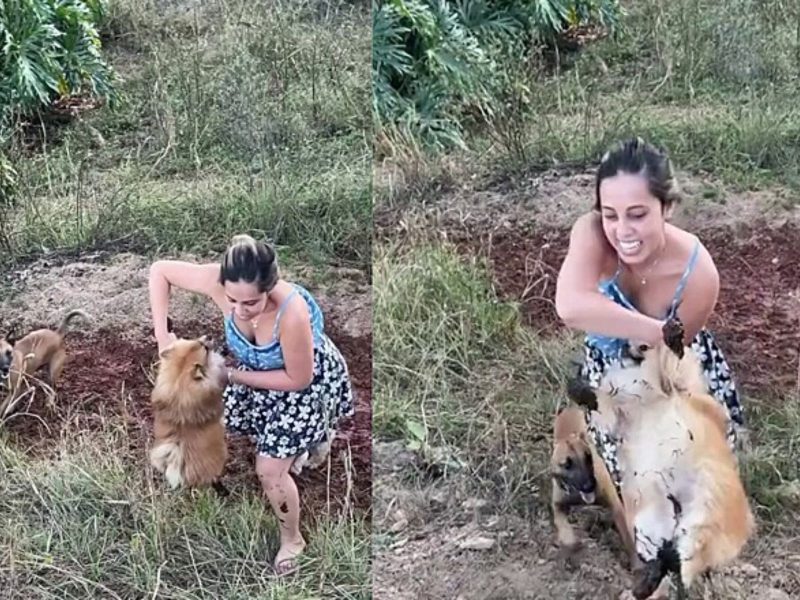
159,346,174,360
5,330,19,347
197,335,213,350
566,377,598,411
192,363,207,380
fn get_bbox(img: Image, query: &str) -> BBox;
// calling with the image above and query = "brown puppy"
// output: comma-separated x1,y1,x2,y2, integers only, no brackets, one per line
0,309,90,418
551,405,637,565
149,336,228,493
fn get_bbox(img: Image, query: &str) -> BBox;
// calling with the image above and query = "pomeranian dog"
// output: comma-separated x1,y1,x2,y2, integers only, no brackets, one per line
569,318,754,599
0,309,90,419
149,335,229,494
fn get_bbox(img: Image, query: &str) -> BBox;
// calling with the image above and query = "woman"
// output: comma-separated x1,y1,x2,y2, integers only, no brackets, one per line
554,136,745,495
148,234,355,576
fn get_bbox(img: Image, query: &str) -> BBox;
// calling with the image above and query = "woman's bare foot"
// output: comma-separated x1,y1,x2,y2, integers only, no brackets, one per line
273,536,306,577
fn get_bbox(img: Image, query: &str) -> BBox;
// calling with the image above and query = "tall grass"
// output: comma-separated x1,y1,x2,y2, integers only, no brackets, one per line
1,0,371,270
0,425,370,598
376,0,800,197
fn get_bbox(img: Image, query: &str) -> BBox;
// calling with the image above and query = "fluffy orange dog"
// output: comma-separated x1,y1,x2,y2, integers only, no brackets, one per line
149,335,229,494
570,319,754,599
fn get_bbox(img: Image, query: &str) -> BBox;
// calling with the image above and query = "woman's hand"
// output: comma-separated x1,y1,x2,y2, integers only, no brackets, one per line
156,332,177,354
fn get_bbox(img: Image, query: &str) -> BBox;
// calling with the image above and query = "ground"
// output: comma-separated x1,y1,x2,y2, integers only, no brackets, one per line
0,255,372,516
373,170,800,600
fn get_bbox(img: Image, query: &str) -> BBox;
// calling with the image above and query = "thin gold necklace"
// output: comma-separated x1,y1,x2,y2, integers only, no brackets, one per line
250,298,272,329
631,239,667,286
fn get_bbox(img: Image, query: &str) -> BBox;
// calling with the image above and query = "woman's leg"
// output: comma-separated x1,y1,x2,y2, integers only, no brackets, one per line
255,454,306,575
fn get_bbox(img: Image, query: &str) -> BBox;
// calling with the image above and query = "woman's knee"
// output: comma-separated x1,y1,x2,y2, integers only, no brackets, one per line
255,455,293,486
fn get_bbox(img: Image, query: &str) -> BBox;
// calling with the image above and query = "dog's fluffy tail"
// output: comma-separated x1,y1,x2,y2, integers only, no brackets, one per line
58,310,91,336
150,441,185,488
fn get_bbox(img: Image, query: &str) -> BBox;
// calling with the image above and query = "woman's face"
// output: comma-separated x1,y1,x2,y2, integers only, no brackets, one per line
224,280,269,321
598,171,668,266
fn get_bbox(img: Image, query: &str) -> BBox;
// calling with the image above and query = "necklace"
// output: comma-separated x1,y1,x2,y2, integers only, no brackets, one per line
631,239,667,286
250,297,272,330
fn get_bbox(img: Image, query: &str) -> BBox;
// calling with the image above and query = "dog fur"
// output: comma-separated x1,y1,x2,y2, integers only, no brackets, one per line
0,309,90,419
289,427,337,475
570,327,754,599
149,336,228,492
551,405,637,565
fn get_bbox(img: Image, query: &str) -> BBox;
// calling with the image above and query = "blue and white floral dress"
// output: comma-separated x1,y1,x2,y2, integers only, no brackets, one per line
222,284,355,458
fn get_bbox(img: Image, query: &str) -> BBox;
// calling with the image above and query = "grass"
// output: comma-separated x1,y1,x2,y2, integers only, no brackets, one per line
373,239,800,524
0,424,370,599
376,0,800,201
1,0,371,271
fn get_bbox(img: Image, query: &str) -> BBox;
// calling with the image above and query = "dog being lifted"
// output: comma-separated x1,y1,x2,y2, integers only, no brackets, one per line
568,319,755,599
149,335,229,495
551,404,637,566
0,309,90,419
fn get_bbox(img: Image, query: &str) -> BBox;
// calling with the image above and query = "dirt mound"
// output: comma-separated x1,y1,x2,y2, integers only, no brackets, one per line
1,317,372,517
451,221,800,393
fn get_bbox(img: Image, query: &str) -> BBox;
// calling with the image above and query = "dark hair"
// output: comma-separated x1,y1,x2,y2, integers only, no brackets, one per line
219,234,279,292
595,137,681,211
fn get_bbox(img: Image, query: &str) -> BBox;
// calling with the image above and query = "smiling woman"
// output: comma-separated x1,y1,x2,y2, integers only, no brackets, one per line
148,234,355,578
554,137,745,508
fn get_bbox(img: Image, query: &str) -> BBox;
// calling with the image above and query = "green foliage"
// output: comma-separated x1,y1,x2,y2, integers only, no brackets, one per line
0,0,118,125
372,0,622,150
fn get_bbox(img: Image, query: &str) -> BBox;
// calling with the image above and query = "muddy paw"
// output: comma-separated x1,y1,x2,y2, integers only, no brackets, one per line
632,559,667,600
661,317,685,359
566,377,598,411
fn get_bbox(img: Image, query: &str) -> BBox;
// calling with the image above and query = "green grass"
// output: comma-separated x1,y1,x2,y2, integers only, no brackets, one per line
1,0,371,271
377,0,800,199
0,427,370,599
373,238,800,522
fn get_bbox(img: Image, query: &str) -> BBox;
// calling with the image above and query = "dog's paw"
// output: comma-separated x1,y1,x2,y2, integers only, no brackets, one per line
632,559,668,600
566,377,598,411
661,317,685,359
290,451,310,476
557,541,583,570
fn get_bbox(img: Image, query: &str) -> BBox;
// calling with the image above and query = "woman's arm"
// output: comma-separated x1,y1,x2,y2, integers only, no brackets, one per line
228,299,315,392
555,213,665,346
148,260,225,352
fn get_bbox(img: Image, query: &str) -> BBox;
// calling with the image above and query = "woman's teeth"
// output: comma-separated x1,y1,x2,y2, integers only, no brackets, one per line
619,240,642,254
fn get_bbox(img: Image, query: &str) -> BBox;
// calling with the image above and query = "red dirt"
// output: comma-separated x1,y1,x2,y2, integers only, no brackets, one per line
453,221,800,392
3,318,372,518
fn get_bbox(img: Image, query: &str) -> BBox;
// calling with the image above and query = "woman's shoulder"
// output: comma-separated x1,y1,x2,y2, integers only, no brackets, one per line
666,225,716,272
567,211,617,276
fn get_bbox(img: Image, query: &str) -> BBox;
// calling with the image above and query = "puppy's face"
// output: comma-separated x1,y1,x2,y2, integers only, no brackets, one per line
159,335,226,389
0,338,13,381
552,434,597,504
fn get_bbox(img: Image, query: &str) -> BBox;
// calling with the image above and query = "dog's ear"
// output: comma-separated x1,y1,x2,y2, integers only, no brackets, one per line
566,377,598,411
192,363,207,380
5,325,20,346
159,346,174,360
197,335,213,350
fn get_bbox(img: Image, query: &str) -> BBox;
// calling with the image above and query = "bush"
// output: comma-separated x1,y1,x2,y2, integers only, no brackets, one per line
0,0,117,122
372,0,622,150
